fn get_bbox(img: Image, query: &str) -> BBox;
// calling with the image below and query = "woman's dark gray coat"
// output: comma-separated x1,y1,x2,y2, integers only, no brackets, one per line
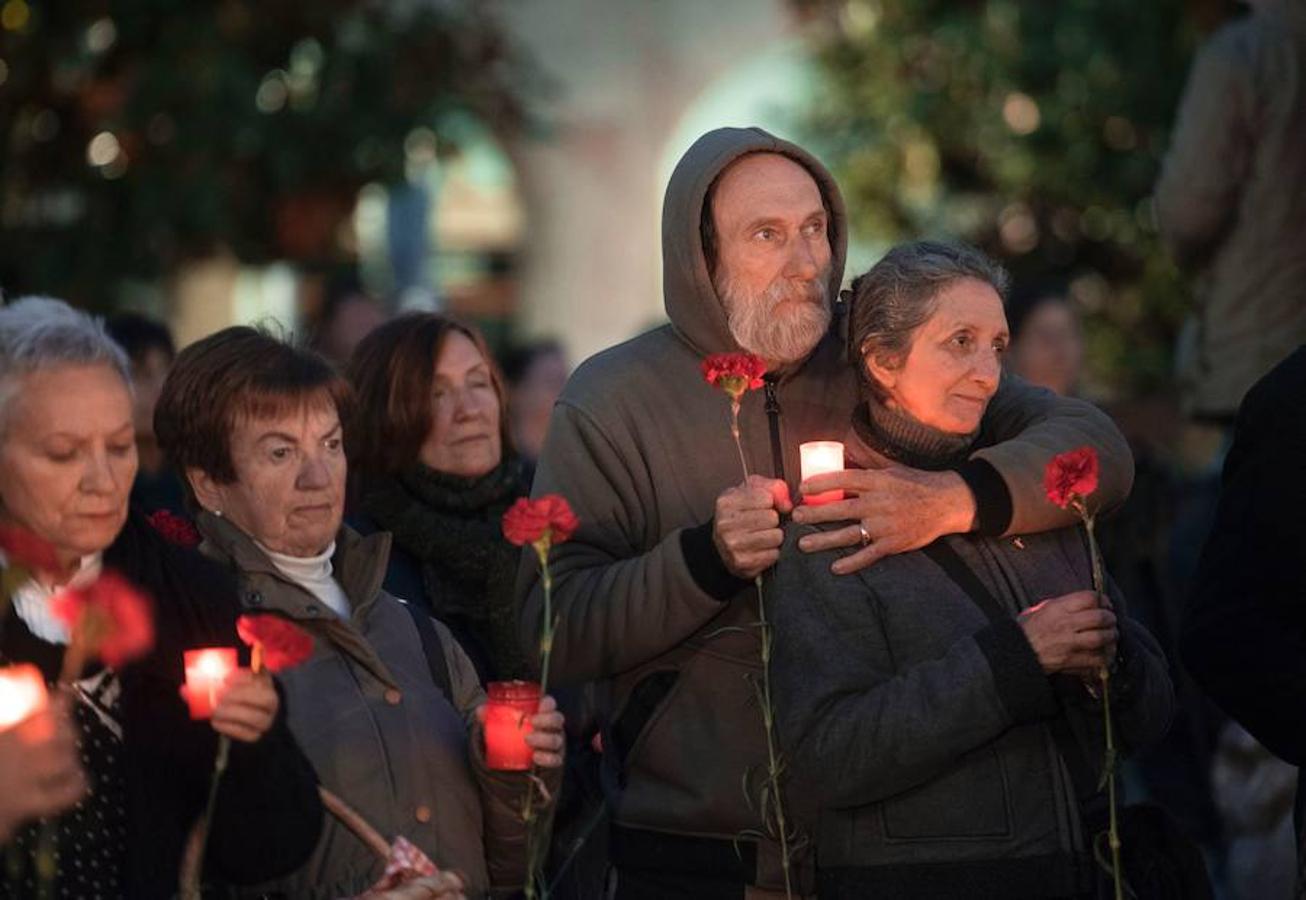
772,504,1173,898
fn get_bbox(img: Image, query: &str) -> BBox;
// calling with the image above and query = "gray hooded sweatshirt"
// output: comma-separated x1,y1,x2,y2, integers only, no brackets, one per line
518,126,1134,890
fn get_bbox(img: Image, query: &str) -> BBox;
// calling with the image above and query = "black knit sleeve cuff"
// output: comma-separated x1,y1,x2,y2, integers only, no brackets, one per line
680,520,751,602
955,457,1014,537
974,618,1058,724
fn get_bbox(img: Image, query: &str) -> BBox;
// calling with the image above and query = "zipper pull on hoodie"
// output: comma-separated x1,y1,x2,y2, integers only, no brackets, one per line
764,377,786,483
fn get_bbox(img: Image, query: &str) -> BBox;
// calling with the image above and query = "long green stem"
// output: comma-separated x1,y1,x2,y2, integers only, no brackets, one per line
1101,671,1123,900
754,573,794,898
523,544,554,900
180,734,231,899
1079,506,1122,900
730,408,794,900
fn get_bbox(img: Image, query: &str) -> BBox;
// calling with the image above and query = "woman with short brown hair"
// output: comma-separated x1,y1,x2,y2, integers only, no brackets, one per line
156,326,563,899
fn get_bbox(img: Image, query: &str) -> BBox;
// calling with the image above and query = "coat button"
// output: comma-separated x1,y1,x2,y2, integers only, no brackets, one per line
414,805,432,824
245,591,263,606
384,688,402,706
304,605,319,616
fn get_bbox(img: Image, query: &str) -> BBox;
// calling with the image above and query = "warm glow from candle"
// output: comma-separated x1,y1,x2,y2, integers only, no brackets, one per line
0,664,49,731
800,441,845,505
183,648,237,720
483,680,540,771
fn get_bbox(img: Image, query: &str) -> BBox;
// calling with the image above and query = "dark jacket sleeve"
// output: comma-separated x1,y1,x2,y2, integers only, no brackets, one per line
971,374,1135,535
1182,349,1306,765
770,525,1057,809
517,401,734,683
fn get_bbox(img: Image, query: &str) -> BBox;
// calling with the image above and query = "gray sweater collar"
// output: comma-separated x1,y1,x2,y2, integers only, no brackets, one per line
848,399,976,471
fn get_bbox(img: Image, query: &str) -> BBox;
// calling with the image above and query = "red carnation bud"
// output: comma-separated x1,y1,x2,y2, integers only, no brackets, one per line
147,510,201,548
502,494,579,548
236,613,314,672
0,524,62,574
1044,446,1100,510
702,353,767,401
50,570,155,670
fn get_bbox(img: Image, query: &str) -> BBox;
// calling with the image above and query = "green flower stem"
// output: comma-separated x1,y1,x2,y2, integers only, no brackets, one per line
1101,669,1123,900
730,407,795,900
1078,503,1122,900
523,539,555,900
181,734,231,899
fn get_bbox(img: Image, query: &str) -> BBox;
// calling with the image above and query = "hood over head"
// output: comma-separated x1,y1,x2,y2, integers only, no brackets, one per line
661,126,848,357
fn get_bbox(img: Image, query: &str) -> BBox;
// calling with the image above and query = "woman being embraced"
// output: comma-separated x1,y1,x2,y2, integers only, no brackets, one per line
154,327,563,899
0,298,321,897
771,243,1174,900
347,314,531,684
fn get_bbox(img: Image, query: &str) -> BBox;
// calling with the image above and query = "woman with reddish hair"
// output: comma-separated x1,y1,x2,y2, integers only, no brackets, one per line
347,314,532,684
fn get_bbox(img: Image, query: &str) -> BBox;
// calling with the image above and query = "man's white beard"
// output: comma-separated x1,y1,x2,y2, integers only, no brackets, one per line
715,268,832,365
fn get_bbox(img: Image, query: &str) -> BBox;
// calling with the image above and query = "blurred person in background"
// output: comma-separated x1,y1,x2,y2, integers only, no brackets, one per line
310,272,388,368
348,313,532,685
500,340,569,487
1004,282,1084,398
1155,0,1306,425
0,298,322,897
157,325,562,897
105,312,186,515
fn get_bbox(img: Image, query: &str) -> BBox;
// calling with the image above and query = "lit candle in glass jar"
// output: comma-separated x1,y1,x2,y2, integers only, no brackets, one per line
483,680,540,771
0,664,49,731
800,441,845,505
183,648,237,720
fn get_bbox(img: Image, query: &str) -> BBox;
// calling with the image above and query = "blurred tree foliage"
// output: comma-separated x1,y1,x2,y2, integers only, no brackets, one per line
0,0,538,307
795,0,1236,398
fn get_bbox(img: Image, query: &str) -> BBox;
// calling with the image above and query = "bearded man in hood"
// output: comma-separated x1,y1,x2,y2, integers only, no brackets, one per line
519,127,1135,899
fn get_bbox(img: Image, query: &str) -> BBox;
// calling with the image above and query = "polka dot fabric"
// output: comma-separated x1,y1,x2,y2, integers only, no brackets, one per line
1,669,126,899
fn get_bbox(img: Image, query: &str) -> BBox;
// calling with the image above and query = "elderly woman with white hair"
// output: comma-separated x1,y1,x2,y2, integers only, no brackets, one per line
0,297,322,898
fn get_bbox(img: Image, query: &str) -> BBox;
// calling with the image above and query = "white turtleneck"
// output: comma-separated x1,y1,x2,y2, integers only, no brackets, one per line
3,552,103,645
257,541,351,618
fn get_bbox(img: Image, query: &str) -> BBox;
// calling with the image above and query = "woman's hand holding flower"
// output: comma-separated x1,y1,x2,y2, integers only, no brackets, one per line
1018,590,1117,675
209,669,279,744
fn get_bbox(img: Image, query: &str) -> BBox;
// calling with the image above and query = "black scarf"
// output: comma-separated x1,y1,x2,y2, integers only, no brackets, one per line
359,458,532,680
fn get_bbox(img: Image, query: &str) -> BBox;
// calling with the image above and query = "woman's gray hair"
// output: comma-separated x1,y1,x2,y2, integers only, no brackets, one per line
846,240,1010,401
0,296,131,428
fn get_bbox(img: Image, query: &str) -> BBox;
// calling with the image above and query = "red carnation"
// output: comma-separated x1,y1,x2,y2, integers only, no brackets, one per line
51,571,155,670
147,509,201,548
237,614,314,673
0,524,62,574
1044,446,1100,510
702,353,767,402
502,495,579,548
